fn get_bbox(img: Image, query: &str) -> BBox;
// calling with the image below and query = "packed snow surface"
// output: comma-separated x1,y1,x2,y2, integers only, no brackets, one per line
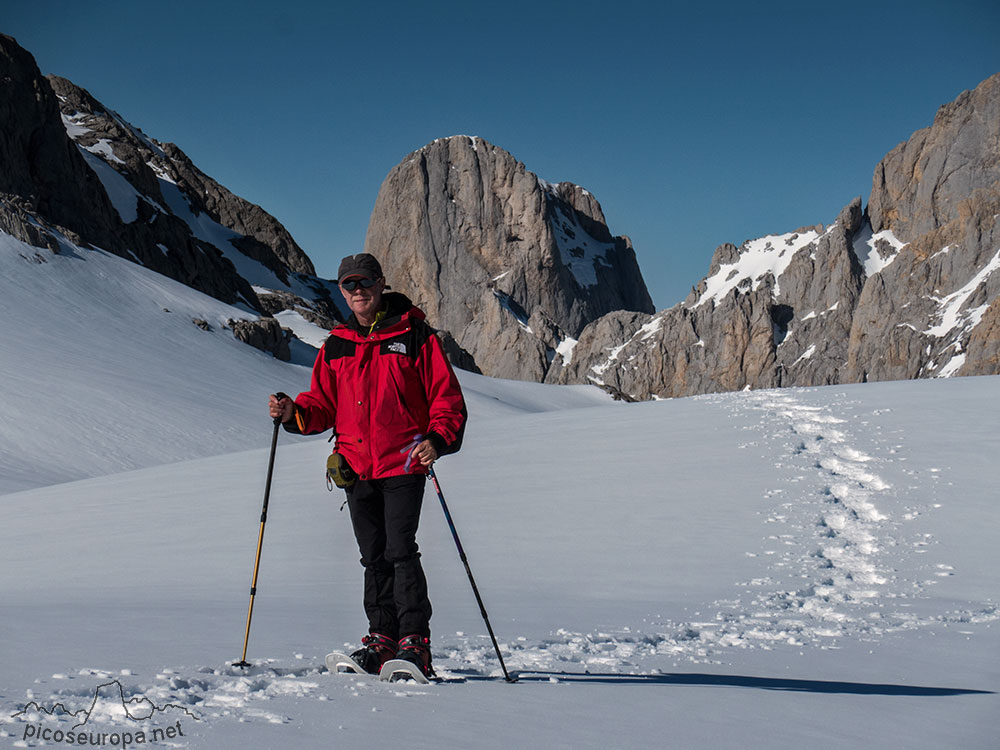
1,230,998,750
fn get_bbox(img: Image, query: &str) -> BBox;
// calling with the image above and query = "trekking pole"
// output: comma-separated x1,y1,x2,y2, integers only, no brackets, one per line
234,392,288,669
428,467,516,683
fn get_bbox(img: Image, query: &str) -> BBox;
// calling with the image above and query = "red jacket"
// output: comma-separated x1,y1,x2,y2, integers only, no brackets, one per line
287,293,466,481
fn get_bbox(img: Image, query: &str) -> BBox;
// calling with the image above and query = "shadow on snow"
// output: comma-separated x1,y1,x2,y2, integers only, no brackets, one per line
500,671,993,696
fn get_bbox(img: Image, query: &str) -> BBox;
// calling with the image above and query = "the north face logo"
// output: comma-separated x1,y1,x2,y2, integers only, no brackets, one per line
387,341,407,355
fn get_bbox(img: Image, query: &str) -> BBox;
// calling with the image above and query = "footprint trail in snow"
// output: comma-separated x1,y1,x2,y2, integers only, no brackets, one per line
6,390,996,729
479,388,996,674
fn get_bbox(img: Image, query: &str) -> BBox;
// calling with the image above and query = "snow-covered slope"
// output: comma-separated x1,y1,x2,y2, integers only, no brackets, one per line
0,231,611,493
1,218,997,749
0,231,287,492
1,363,997,747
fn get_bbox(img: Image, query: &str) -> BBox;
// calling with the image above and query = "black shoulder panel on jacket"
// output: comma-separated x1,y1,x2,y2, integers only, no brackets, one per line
324,335,356,362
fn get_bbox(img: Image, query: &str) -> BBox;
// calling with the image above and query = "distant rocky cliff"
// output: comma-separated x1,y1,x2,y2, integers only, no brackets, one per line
5,29,998,394
0,33,343,358
851,72,1000,381
547,72,1000,397
364,136,654,380
546,199,867,396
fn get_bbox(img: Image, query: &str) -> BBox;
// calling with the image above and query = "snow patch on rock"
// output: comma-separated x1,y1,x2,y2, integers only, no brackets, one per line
851,224,907,277
695,229,823,308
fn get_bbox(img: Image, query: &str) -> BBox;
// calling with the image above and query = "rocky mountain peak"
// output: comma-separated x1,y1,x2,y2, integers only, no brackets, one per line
1,34,344,349
0,34,120,246
6,29,998,393
364,135,654,380
47,74,317,283
868,72,1000,242
549,71,1000,398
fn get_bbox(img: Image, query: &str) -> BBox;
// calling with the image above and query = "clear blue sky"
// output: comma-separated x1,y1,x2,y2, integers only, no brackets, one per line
5,0,998,309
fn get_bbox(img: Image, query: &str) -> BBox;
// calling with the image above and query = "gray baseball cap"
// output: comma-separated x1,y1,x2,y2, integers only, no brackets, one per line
337,253,383,283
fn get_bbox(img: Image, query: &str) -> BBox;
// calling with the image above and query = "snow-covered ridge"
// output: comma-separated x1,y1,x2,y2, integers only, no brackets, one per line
56,102,344,317
694,227,825,308
922,246,1000,378
60,109,150,224
76,148,146,224
60,112,124,165
561,177,1000,401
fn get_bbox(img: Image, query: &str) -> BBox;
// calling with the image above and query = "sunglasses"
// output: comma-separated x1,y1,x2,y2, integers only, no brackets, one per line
340,278,378,292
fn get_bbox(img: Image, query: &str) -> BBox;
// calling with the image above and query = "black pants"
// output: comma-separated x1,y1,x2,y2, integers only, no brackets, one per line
345,475,431,641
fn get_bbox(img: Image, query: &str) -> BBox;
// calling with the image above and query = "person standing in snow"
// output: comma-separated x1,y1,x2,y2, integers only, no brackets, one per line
268,253,466,680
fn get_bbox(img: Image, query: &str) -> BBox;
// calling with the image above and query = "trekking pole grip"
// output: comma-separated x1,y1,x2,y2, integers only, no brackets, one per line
273,391,291,426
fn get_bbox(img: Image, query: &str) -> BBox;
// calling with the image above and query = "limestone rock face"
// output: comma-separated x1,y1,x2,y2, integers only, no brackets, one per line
363,136,654,380
551,199,866,397
961,298,1000,375
847,72,1000,383
869,72,1000,241
846,190,1000,382
552,71,1000,397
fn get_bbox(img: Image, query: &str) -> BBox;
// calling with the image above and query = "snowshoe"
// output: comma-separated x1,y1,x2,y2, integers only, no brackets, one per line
380,634,435,683
327,633,396,675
